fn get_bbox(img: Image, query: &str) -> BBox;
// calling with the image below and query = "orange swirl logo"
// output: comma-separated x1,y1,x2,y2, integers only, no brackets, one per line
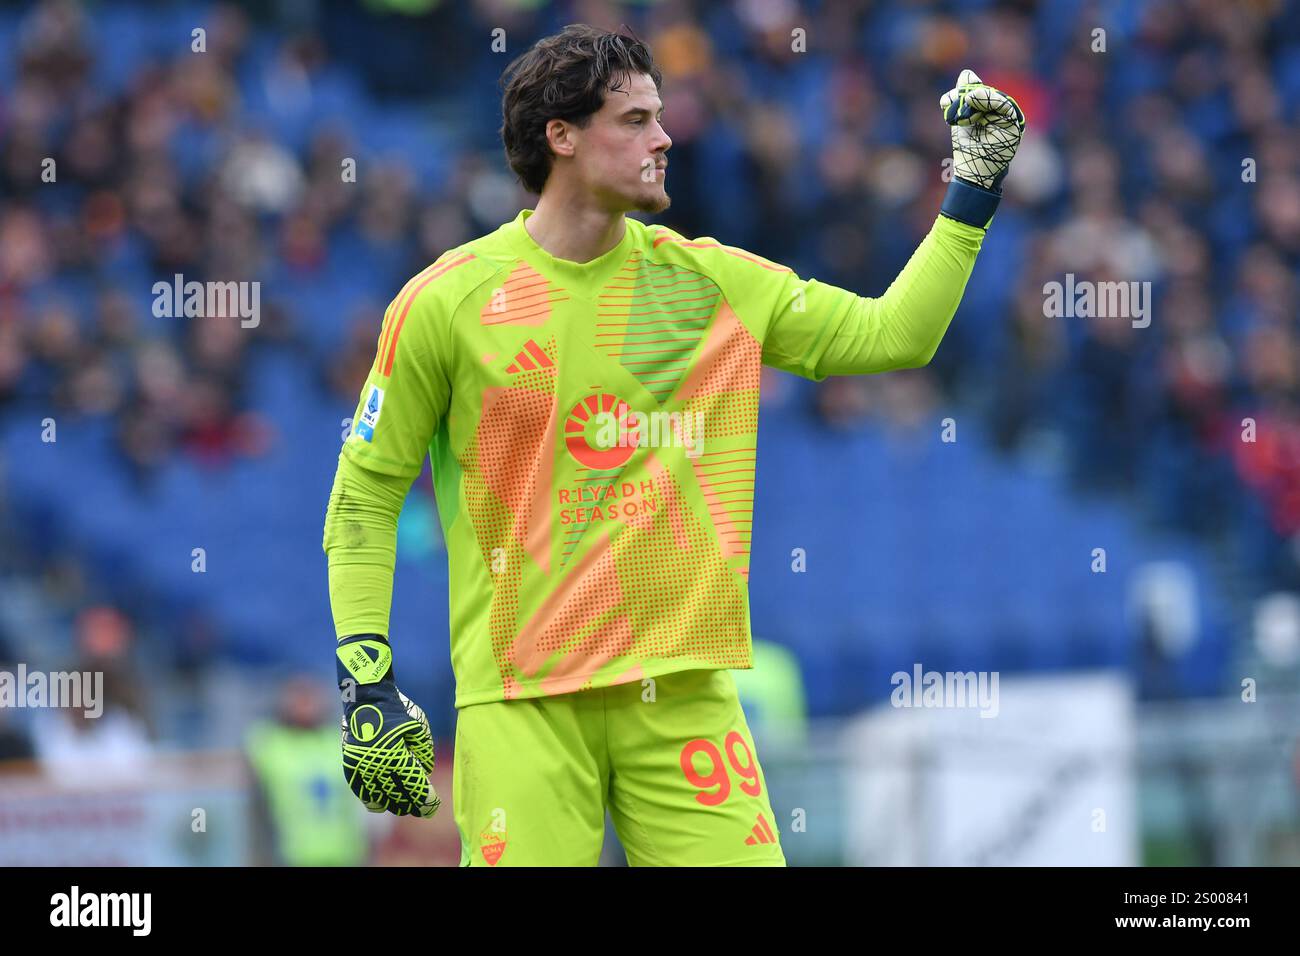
565,392,639,468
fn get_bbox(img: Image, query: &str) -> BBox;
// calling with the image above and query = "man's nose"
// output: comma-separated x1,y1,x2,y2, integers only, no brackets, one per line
651,121,672,154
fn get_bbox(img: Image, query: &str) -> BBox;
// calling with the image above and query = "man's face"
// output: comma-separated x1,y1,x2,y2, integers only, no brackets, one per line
565,71,671,214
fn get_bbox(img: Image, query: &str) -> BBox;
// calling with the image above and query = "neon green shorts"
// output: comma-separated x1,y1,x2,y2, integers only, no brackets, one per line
452,667,785,867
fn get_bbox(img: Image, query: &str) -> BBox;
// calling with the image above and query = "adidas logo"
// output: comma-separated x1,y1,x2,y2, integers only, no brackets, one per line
744,813,777,846
505,339,553,373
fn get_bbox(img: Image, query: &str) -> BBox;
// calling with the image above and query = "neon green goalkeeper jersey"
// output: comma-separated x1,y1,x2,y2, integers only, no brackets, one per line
329,207,986,707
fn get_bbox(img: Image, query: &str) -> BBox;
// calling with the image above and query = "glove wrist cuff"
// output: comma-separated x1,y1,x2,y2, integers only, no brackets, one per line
336,633,395,689
940,177,1002,229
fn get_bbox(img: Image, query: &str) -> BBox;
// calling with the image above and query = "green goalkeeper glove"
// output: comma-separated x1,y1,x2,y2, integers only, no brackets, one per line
336,634,441,818
938,68,1026,229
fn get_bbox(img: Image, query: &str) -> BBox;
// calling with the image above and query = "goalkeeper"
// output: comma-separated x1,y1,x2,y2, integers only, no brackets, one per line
323,27,1024,865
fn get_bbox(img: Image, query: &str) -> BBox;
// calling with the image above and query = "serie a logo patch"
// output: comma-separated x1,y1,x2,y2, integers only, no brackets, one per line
354,384,384,442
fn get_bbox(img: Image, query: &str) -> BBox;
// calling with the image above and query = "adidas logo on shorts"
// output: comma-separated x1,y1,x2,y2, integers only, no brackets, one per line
744,812,777,846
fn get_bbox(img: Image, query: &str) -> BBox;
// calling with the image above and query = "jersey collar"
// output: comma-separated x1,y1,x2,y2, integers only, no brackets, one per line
503,208,639,291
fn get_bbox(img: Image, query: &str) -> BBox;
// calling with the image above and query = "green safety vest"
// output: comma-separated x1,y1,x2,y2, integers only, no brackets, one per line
731,639,809,747
245,722,368,867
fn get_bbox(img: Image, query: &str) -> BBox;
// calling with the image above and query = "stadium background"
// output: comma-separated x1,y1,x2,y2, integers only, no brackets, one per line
0,0,1297,865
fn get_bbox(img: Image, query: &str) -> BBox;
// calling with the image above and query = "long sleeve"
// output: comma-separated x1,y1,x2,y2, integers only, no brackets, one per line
322,448,415,640
323,259,455,639
759,214,986,379
812,215,985,375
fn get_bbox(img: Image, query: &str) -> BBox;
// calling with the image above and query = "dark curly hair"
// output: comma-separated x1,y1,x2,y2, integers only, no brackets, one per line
500,24,663,195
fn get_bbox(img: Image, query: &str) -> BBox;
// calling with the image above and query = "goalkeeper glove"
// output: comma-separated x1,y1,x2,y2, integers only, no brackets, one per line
938,68,1026,229
336,634,441,818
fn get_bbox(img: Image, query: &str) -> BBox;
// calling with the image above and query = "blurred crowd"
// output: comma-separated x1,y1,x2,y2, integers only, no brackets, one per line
0,605,154,775
0,0,1297,736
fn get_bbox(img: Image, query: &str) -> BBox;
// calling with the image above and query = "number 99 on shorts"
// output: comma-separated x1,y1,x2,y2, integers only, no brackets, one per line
679,731,763,806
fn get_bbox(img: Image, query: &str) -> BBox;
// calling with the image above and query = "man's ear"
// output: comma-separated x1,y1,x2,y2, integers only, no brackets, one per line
546,118,577,160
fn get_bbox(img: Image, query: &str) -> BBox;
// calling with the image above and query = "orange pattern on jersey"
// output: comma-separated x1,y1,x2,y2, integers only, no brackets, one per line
510,523,624,674
459,349,560,696
501,448,748,699
595,252,719,403
607,450,750,668
675,300,762,576
477,385,556,575
459,271,758,699
510,548,633,696
537,613,637,696
480,260,570,326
